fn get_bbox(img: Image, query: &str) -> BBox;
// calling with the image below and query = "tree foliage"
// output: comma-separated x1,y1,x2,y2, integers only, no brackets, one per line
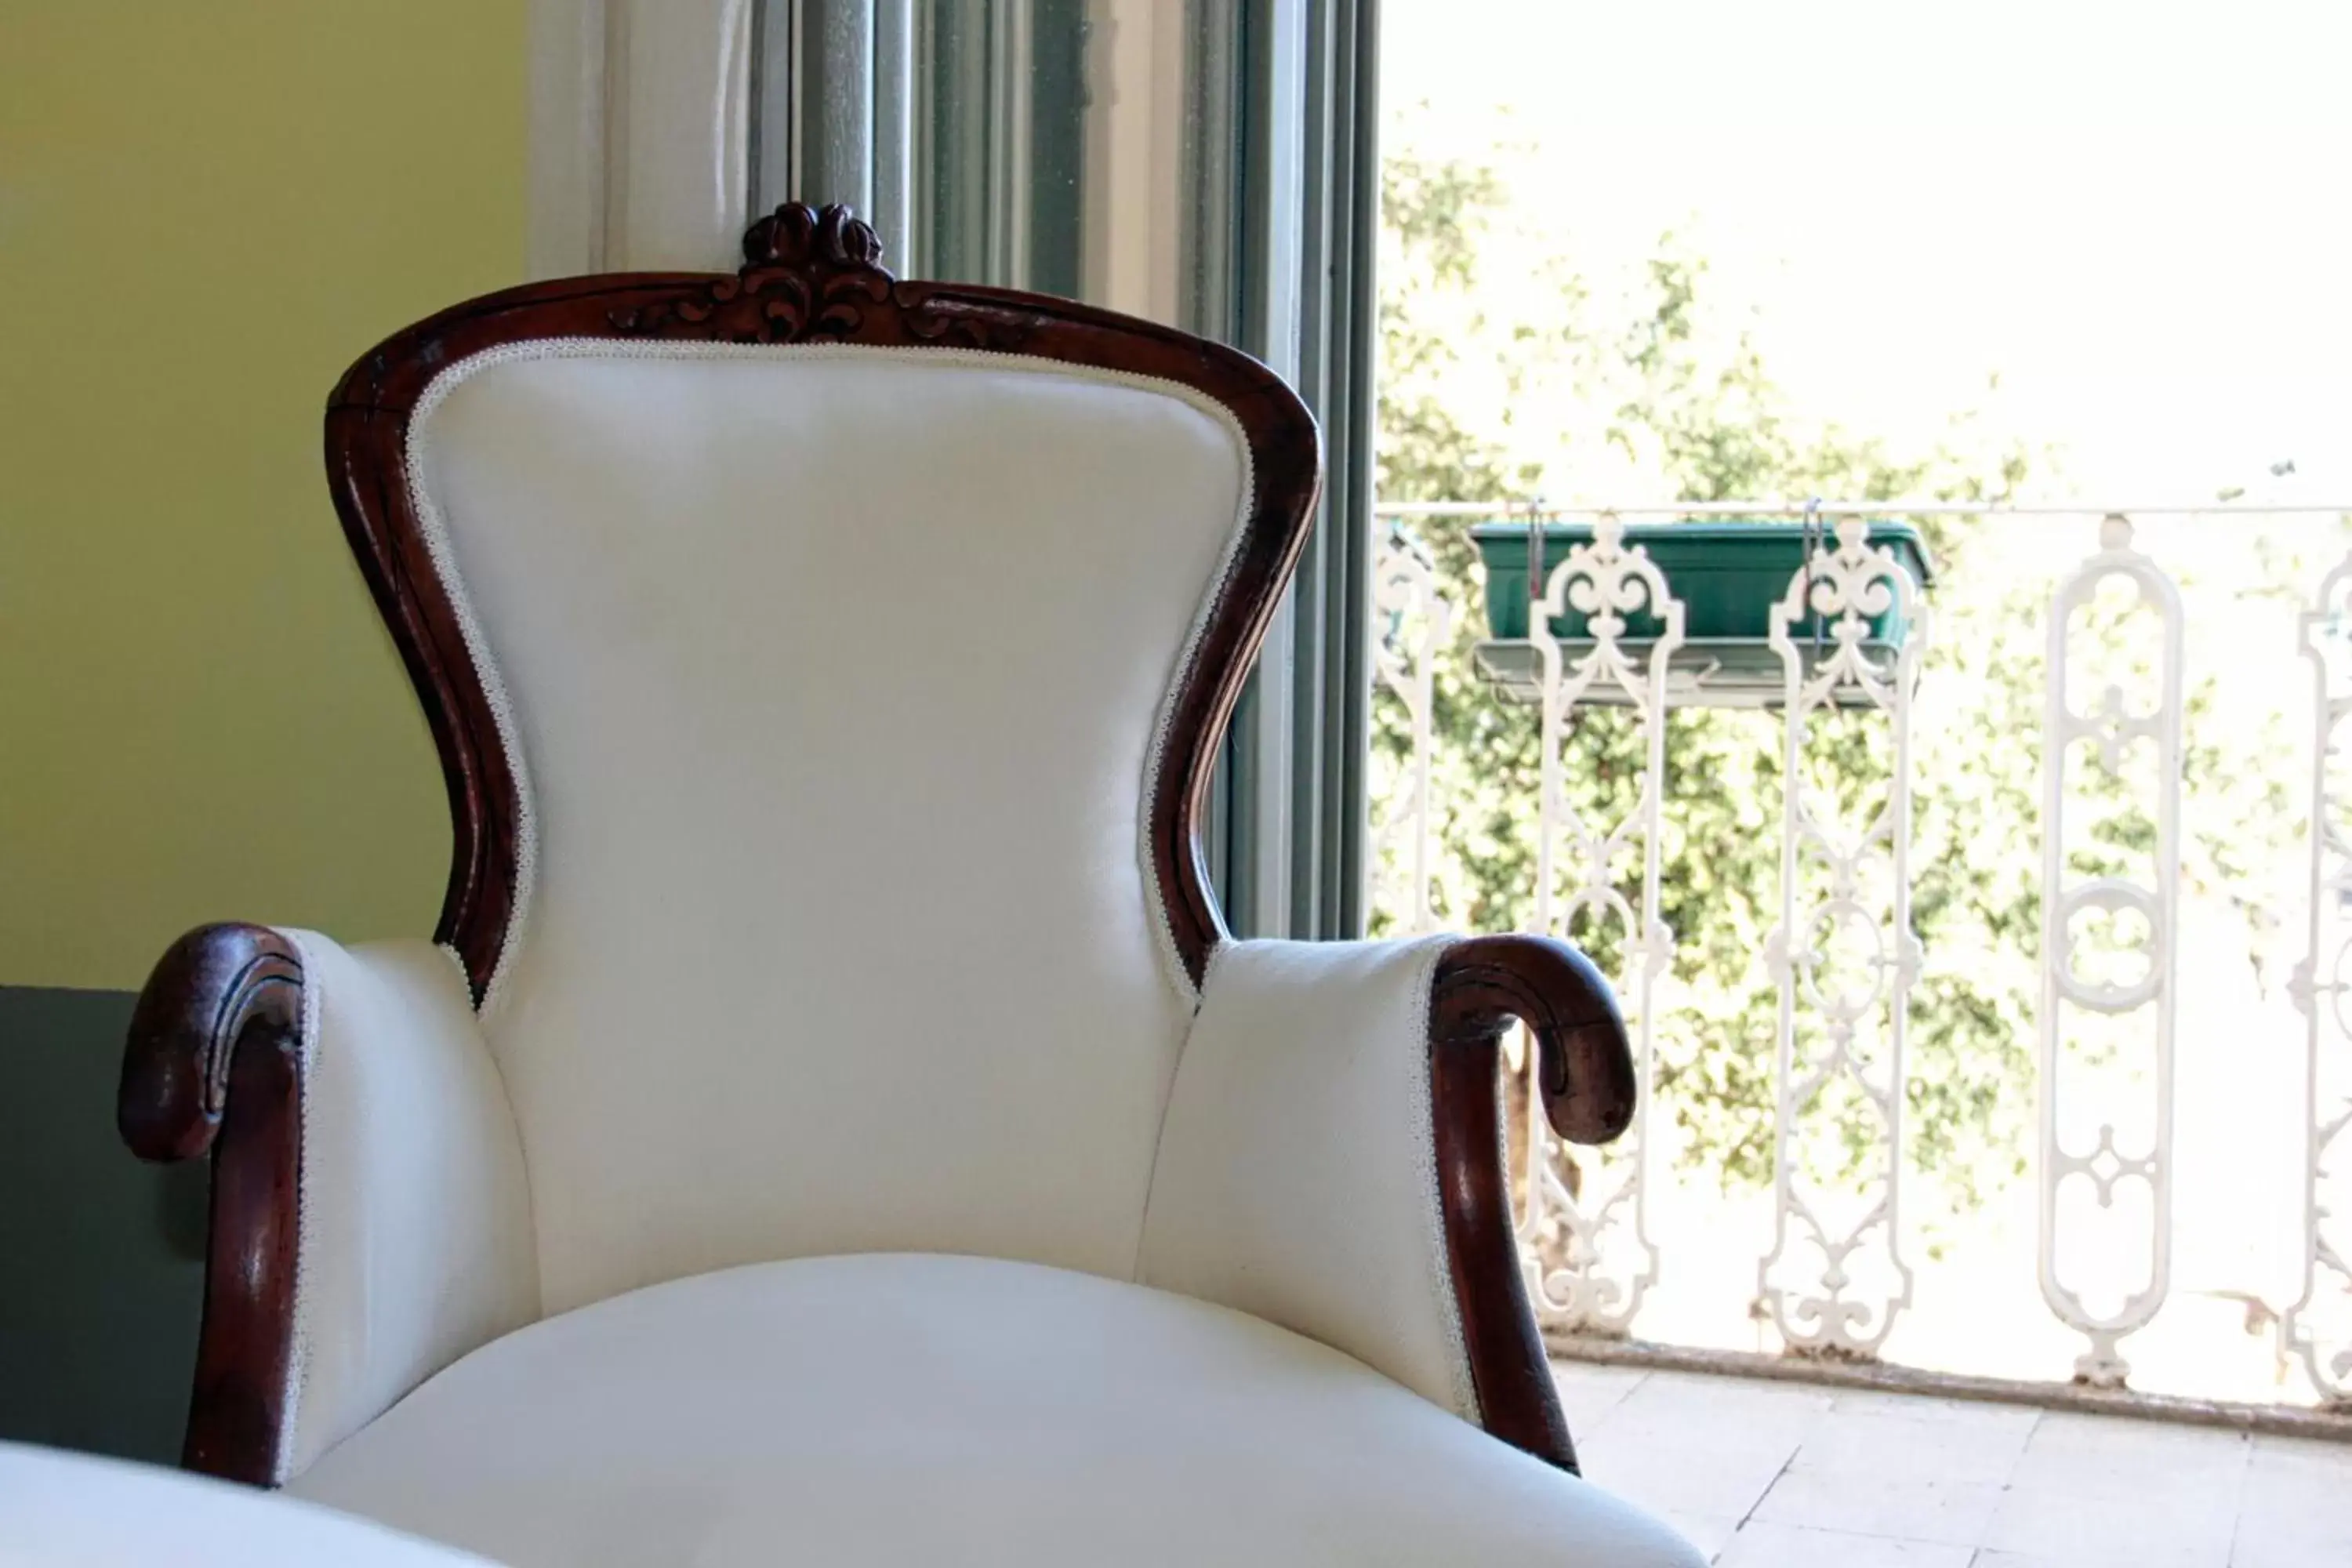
1369,148,2301,1211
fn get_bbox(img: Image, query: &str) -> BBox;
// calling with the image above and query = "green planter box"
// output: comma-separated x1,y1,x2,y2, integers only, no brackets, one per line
1470,521,1934,646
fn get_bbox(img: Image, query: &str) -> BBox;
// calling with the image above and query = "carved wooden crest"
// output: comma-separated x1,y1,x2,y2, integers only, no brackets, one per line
610,202,1030,350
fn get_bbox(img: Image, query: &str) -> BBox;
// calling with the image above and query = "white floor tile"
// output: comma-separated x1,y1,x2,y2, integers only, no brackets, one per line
1789,1406,2034,1486
1621,1369,1840,1417
1553,1361,1650,1435
2244,1432,2352,1498
2005,1413,2249,1510
1984,1474,2238,1568
2018,1411,2252,1468
1750,1465,2004,1546
1826,1390,2042,1436
1658,1509,1741,1564
1715,1520,1973,1566
2230,1530,2352,1568
1544,1359,2352,1568
1577,1428,1800,1522
2229,1434,2352,1566
1604,1370,1835,1447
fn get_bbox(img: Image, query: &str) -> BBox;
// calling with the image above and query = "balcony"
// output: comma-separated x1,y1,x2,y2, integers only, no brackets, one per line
1370,504,2352,1557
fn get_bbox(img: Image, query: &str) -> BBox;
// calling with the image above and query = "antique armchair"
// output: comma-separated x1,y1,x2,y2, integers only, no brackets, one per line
118,204,1698,1566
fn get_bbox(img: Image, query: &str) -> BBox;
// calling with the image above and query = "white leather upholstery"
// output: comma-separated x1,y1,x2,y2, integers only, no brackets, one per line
408,343,1249,1315
0,1441,495,1566
1140,935,1475,1419
277,932,539,1480
290,1253,1701,1567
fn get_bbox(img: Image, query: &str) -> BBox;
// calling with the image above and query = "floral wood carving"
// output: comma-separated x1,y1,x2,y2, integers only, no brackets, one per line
609,202,1036,351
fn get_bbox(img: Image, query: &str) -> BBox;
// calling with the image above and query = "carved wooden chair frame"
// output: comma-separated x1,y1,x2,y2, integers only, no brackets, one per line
118,203,1635,1484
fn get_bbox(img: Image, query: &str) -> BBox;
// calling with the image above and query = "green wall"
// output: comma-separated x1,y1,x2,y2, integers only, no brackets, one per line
0,2,534,991
0,1,532,1460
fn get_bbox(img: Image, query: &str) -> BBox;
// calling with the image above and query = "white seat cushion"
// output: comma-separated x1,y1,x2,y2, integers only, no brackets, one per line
290,1253,1700,1567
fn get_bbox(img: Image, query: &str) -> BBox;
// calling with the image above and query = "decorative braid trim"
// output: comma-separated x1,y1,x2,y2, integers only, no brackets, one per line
404,338,1257,1012
277,925,326,1484
1406,933,1481,1422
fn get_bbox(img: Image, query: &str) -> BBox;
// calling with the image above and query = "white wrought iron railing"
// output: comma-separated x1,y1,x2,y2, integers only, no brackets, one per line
1369,503,2352,1416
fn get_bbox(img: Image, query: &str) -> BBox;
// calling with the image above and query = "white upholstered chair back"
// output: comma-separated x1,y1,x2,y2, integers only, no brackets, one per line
406,342,1257,1315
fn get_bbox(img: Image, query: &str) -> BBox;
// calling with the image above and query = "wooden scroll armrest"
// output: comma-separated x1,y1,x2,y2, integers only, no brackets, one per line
1429,934,1637,1473
118,923,307,1483
118,924,536,1487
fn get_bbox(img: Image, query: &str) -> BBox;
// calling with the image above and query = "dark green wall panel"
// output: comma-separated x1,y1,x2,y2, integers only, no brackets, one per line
0,987,203,1461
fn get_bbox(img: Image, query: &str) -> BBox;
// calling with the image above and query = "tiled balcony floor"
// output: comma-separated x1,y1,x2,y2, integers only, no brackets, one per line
1556,1361,2352,1567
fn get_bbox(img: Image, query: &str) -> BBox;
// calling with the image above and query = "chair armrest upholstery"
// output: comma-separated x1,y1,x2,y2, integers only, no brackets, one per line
1136,935,1632,1471
122,925,537,1484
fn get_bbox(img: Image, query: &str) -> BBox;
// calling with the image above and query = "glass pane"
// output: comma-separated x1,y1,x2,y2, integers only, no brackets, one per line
913,0,1203,321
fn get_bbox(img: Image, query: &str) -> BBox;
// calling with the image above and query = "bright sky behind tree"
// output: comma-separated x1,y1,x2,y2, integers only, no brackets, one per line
1381,0,2352,503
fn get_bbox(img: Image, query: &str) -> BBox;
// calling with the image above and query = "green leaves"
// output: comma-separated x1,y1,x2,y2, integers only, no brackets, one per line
1374,148,2042,1210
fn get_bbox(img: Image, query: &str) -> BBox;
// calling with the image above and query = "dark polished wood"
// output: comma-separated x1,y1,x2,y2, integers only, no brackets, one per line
325,201,1320,1000
1429,934,1637,1474
119,924,306,1484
